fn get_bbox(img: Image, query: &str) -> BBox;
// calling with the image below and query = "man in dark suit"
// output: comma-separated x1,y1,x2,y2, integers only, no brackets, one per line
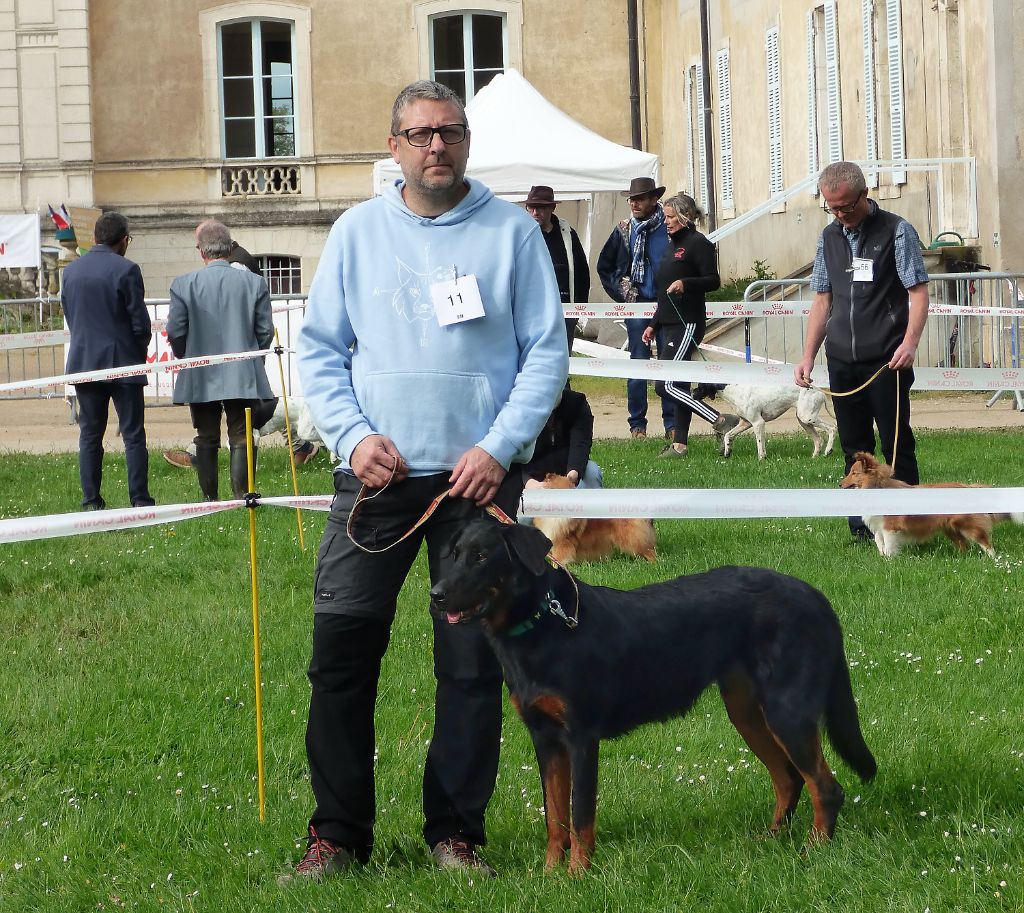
61,211,154,510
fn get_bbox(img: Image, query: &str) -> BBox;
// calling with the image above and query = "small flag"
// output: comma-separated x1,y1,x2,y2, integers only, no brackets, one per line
47,204,72,231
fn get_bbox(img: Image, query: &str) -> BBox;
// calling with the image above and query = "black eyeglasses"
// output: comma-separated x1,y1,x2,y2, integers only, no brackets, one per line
823,189,866,216
394,124,468,147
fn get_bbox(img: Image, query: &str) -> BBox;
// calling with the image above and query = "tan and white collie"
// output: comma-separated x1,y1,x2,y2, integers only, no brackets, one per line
840,451,1023,558
523,471,657,564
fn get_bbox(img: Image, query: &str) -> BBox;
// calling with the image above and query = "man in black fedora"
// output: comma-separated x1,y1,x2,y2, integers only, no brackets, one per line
523,185,590,355
597,176,674,440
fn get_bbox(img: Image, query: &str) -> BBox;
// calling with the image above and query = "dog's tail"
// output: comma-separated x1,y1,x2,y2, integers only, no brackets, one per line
824,659,877,782
996,512,1024,526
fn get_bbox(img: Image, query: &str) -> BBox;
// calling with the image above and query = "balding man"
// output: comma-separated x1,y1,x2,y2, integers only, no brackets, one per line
166,220,275,500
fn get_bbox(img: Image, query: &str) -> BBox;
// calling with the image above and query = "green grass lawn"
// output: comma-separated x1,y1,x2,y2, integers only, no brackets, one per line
1,432,1022,912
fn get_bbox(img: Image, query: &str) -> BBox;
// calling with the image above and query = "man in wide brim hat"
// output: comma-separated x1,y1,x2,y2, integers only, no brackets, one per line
621,177,666,200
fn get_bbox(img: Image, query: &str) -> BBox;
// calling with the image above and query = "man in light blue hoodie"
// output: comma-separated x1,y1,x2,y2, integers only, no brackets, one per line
284,80,568,883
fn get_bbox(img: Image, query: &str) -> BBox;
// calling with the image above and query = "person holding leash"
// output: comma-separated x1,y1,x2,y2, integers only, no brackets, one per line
794,161,929,539
642,193,739,457
285,80,567,882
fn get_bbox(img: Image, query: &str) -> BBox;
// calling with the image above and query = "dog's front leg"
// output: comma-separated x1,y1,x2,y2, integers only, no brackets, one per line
567,739,600,875
753,419,767,460
530,727,572,870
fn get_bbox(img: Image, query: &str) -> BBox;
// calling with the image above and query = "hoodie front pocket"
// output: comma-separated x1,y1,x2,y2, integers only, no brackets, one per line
358,371,495,470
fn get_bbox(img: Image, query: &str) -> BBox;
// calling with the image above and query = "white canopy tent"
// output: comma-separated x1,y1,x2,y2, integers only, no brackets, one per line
372,69,660,258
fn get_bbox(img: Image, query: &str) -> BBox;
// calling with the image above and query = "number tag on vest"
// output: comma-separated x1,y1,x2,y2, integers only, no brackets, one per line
431,274,485,326
850,257,874,283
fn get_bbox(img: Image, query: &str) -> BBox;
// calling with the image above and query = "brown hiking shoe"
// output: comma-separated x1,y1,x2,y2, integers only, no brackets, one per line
630,428,647,440
430,837,497,878
277,829,355,886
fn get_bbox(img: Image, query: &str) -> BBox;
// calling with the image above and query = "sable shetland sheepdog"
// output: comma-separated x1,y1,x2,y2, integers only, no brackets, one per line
523,471,657,564
840,451,1024,558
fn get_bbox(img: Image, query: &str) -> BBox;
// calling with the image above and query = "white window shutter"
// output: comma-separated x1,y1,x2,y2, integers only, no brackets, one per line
765,27,784,196
716,47,734,209
685,67,696,197
887,0,907,184
807,11,819,184
862,0,878,188
697,61,709,209
824,1,843,164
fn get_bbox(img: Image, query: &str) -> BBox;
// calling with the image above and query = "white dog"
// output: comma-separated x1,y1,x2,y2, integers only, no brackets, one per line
696,383,835,460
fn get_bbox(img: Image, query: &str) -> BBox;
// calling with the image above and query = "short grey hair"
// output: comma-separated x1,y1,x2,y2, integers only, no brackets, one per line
818,161,867,195
195,219,232,259
662,193,705,228
391,80,467,135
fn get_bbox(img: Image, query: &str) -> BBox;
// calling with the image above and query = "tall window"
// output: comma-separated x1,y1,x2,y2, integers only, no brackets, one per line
807,3,842,187
861,0,879,187
765,27,784,196
885,0,907,184
430,12,505,100
715,48,734,211
257,255,302,295
219,19,296,159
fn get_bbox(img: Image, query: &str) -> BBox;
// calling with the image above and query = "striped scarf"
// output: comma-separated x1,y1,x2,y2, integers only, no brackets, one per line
629,204,665,287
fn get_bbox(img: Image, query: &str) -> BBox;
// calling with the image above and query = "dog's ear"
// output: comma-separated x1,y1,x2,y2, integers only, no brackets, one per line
854,451,876,469
502,524,553,576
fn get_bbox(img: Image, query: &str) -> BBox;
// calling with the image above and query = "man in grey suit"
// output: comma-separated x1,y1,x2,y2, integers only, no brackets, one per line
166,220,274,500
61,211,155,510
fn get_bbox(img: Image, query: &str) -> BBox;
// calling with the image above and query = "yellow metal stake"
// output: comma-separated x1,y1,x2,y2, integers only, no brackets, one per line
273,327,306,551
244,407,267,822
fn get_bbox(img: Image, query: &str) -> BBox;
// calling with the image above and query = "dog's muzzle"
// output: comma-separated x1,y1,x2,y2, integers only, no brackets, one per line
429,584,473,625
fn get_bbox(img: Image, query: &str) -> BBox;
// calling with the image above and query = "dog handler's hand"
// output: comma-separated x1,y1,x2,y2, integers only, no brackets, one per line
641,326,654,345
793,358,814,388
888,340,917,371
449,446,506,506
350,434,408,488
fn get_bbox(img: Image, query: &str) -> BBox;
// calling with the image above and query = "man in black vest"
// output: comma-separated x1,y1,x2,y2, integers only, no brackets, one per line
523,185,590,355
794,161,929,539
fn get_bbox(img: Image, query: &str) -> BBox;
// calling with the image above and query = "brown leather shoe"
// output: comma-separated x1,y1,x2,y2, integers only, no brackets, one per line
630,428,647,440
291,440,320,466
162,449,193,469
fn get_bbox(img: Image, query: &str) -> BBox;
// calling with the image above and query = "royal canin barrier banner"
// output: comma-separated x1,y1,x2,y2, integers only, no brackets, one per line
2,301,1020,353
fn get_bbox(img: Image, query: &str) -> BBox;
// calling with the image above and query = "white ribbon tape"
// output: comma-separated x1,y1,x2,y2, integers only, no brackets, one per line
567,356,1024,391
0,349,278,395
3,486,1022,544
520,486,1024,519
0,494,333,544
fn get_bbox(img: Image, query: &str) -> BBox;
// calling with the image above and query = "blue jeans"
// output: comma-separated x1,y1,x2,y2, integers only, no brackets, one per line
625,317,674,433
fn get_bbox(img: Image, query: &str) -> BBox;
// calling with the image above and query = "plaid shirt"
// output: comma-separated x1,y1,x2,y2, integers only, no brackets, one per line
810,199,929,293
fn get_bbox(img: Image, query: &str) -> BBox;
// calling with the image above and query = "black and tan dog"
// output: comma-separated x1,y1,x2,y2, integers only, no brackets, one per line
430,519,877,874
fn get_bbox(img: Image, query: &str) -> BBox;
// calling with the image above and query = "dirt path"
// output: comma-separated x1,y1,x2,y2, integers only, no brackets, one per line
0,391,1021,455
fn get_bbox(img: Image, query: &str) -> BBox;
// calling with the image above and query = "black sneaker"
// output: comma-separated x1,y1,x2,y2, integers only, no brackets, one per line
277,829,355,885
430,837,497,878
